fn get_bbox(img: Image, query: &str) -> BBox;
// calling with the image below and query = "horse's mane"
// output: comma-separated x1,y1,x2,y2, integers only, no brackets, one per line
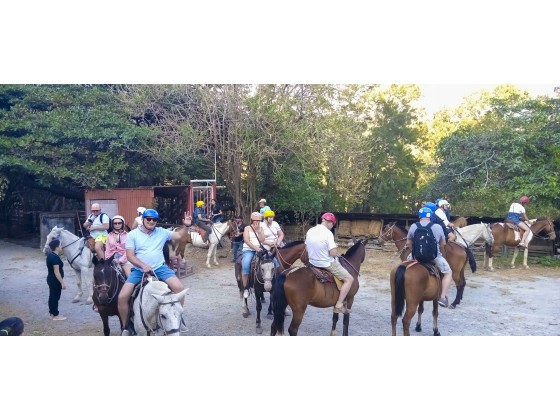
342,239,363,259
146,280,171,294
282,240,304,248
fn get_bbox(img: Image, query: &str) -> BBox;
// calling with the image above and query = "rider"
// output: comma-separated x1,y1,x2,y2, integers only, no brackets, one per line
305,212,354,314
433,199,456,242
258,198,271,216
131,206,146,230
118,209,193,336
194,200,213,244
406,207,453,308
231,215,246,263
506,196,532,248
104,215,132,278
210,198,223,223
241,212,266,299
83,203,110,261
261,209,285,250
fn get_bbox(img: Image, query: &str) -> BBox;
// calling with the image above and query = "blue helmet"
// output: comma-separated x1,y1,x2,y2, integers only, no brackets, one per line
425,202,437,212
142,209,160,220
418,207,432,218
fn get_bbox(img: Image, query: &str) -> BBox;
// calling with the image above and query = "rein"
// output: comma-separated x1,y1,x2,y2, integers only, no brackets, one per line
93,264,122,304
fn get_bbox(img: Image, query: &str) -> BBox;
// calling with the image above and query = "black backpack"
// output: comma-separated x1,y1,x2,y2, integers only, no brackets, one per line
412,222,438,263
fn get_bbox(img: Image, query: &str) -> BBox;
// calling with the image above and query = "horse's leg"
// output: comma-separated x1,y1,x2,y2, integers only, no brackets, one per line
267,292,273,320
288,306,306,336
255,288,263,334
101,313,110,336
402,299,417,336
205,244,213,268
432,300,440,336
510,247,519,269
83,266,94,305
330,313,340,336
522,247,529,269
415,301,424,332
72,269,83,303
342,313,350,336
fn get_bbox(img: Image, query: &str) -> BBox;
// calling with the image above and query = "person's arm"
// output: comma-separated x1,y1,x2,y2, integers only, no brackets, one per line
83,213,94,229
89,214,110,232
131,219,139,229
126,248,152,273
53,264,66,289
276,229,285,246
328,246,339,258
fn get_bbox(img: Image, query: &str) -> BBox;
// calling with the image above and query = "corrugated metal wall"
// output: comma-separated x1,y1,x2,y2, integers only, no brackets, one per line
84,188,155,229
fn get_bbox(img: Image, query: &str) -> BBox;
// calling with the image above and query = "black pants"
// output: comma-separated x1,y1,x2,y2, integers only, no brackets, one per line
47,277,62,316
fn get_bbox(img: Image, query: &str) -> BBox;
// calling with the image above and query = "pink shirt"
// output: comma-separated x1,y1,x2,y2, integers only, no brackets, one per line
105,231,129,264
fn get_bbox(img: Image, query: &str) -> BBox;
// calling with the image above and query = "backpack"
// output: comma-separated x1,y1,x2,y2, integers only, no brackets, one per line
412,222,438,263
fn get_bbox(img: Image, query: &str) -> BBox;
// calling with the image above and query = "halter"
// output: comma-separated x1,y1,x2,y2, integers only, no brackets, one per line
380,223,407,244
93,263,123,304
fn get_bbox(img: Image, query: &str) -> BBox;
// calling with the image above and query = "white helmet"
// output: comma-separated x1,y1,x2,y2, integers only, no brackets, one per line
438,199,449,207
137,206,146,214
112,215,125,224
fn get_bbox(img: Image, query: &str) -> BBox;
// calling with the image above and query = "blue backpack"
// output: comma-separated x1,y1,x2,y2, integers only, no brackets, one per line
412,222,438,263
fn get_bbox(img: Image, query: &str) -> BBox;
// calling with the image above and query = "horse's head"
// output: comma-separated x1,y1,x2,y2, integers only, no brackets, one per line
257,250,276,292
43,226,64,254
378,222,397,245
481,223,494,246
534,217,556,240
151,288,189,336
93,260,119,305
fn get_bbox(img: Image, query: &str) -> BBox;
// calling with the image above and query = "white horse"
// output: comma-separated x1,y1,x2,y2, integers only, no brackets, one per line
453,222,494,248
43,226,94,304
175,221,235,268
132,279,189,336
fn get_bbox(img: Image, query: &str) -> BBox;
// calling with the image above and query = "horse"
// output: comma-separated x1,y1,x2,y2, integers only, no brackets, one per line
43,226,94,304
131,277,189,336
234,250,276,333
270,239,368,336
453,222,494,249
452,216,469,228
92,258,124,336
171,221,236,268
484,217,556,271
379,222,476,309
234,240,308,322
390,260,442,336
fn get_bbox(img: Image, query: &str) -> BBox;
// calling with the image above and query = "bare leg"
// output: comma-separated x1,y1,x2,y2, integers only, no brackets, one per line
118,283,134,330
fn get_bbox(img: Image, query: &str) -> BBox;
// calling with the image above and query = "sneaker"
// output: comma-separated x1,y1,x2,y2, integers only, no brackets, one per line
243,289,249,299
121,329,130,336
52,315,67,321
333,304,351,314
438,297,448,308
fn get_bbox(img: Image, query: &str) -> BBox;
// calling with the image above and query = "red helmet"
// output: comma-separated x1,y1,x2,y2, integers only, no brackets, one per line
519,196,530,204
321,212,337,224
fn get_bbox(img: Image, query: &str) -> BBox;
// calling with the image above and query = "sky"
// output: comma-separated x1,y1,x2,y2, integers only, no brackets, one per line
418,84,558,117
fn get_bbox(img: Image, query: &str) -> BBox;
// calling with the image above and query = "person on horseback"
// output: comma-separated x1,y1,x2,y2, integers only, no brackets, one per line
262,209,285,250
305,212,354,314
131,206,146,230
210,198,223,223
105,215,132,278
258,198,271,216
432,199,456,242
83,203,110,261
194,200,213,244
506,196,532,248
231,215,246,263
241,212,266,299
118,209,193,336
406,207,453,308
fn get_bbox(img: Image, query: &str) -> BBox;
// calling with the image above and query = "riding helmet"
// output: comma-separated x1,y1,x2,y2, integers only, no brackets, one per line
520,196,530,204
250,212,262,221
142,209,160,220
263,210,275,218
425,202,437,212
112,215,125,224
137,206,146,214
196,200,205,207
418,207,432,218
321,212,337,224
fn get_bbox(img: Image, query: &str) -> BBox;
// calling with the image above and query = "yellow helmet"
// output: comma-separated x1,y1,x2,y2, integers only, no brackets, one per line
263,210,275,218
196,201,204,207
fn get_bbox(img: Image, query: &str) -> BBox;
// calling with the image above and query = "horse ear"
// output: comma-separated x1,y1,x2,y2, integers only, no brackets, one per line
176,288,189,301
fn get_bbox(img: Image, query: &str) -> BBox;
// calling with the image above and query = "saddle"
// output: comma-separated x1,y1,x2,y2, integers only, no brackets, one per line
193,225,210,242
503,220,522,241
307,265,343,291
404,260,441,281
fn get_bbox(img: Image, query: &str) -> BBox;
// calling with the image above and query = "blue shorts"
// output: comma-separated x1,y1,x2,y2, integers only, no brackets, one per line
126,264,176,285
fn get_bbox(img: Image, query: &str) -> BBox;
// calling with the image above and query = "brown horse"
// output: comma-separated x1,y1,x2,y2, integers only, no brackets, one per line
390,260,441,336
379,222,475,309
234,240,308,322
452,216,469,228
92,258,124,336
484,217,556,271
270,239,368,336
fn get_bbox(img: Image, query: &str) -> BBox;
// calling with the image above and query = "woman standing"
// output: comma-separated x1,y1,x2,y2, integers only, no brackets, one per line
46,239,67,321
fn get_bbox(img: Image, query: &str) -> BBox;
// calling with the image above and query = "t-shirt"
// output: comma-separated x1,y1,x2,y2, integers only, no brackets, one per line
232,223,246,243
88,212,109,239
305,224,337,268
125,226,173,270
261,220,282,251
46,252,64,280
194,207,206,223
242,225,263,251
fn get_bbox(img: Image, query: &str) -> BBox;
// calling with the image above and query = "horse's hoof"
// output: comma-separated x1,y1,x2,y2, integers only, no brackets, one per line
524,265,530,270
214,262,219,266
330,330,337,336
242,312,249,318
449,303,456,309
256,326,263,335
266,314,273,320
415,325,422,332
206,264,211,269
434,330,441,336
86,298,93,305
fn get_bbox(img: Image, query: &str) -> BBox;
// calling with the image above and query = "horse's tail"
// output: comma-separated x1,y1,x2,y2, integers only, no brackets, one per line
466,247,477,273
272,273,288,335
394,265,407,317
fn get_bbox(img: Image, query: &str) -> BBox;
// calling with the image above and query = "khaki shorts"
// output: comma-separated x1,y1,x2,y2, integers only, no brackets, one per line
94,234,107,245
327,258,351,279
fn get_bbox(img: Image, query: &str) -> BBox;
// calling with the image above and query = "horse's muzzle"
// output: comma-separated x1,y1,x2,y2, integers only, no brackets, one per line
264,280,272,292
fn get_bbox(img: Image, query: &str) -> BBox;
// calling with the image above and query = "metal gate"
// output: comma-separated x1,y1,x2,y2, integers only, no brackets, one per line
188,180,216,217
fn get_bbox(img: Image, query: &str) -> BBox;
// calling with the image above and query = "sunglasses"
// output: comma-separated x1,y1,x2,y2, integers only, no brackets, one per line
144,217,158,222
113,222,123,225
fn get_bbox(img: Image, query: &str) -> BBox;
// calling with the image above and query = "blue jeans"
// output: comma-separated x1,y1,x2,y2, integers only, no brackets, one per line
233,241,243,261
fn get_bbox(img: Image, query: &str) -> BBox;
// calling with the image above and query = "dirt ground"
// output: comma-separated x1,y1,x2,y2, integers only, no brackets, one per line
1,238,559,336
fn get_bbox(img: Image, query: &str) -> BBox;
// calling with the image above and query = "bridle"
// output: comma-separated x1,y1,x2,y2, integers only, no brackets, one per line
93,263,122,304
380,223,407,245
50,230,90,268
